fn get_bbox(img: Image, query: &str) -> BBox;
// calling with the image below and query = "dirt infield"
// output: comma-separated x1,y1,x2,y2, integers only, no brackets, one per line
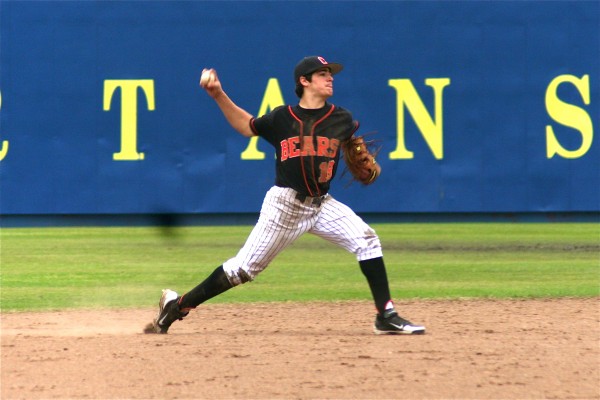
2,298,598,399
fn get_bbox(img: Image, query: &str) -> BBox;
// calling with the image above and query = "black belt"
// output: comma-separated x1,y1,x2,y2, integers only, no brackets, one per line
295,192,326,207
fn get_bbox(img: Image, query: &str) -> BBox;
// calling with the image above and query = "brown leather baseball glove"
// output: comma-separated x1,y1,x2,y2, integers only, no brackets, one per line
342,135,381,185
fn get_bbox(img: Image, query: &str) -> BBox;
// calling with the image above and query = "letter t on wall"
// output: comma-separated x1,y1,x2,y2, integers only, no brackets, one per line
103,80,155,161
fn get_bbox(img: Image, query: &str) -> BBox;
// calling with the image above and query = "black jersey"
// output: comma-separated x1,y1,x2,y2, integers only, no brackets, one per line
250,102,359,197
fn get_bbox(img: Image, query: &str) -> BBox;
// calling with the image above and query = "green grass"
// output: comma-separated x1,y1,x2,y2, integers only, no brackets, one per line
1,223,598,312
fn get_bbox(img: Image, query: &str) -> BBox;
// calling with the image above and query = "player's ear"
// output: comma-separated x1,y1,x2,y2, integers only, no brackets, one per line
299,75,311,87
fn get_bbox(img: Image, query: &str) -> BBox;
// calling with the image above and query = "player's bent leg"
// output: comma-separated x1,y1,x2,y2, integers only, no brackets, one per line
361,258,426,335
312,197,425,334
311,196,383,260
359,257,391,313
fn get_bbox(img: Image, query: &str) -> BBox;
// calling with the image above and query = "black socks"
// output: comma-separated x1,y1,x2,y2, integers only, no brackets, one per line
177,260,393,315
359,257,393,315
177,266,233,310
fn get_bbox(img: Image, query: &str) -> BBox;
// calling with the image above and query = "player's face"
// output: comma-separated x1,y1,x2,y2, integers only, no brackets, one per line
309,68,334,97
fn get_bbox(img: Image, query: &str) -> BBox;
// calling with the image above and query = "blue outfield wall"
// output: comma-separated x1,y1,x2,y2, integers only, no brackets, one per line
0,1,598,217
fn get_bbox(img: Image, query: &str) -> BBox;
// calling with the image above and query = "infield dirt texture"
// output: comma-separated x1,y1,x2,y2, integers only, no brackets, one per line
2,297,598,399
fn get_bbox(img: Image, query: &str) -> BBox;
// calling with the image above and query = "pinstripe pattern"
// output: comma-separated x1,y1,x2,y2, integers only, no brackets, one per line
223,186,383,286
311,197,383,261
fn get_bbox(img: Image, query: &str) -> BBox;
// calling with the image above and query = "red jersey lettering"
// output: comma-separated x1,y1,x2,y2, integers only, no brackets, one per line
300,136,317,156
288,137,300,158
280,139,289,161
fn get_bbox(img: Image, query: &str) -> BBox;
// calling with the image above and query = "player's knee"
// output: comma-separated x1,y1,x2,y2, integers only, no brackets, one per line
222,263,256,287
356,229,382,260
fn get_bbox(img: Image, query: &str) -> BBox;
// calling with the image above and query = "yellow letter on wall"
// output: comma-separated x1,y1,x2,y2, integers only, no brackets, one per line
103,79,155,161
0,90,8,161
388,78,450,160
545,74,593,159
241,78,285,160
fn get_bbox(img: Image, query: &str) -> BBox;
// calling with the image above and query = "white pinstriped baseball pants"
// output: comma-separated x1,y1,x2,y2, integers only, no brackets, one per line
223,186,383,286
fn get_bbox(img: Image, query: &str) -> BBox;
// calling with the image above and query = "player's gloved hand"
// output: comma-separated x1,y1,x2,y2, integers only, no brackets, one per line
342,134,381,185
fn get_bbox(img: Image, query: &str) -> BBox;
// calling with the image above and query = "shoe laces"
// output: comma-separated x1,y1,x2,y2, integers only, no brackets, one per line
381,309,412,325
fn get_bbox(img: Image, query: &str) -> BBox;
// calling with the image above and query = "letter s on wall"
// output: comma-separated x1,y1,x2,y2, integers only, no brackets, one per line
0,90,9,161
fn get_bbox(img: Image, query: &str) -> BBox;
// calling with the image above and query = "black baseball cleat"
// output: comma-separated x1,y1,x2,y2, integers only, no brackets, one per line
374,309,426,335
148,289,189,334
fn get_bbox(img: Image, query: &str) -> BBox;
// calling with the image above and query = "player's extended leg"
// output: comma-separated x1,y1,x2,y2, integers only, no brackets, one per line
311,196,425,334
147,187,318,333
146,266,234,334
173,195,308,315
220,186,318,285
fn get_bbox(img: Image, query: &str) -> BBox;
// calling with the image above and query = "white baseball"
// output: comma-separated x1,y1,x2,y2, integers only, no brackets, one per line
200,69,214,86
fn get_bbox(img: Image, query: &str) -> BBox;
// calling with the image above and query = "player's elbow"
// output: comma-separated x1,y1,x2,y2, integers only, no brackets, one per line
236,116,255,137
237,126,255,138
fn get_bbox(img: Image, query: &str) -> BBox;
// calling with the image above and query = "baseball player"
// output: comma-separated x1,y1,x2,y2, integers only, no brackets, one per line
147,56,425,335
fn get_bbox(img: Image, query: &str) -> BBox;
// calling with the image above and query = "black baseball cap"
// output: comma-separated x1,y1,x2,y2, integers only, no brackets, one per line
294,56,343,83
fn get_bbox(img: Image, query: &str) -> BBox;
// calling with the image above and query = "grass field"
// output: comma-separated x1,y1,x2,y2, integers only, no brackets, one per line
1,223,598,312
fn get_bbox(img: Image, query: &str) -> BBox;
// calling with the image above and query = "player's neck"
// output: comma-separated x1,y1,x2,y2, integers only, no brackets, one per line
298,94,328,109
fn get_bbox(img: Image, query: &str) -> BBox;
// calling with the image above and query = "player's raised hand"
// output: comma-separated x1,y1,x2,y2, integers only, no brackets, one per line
199,68,223,98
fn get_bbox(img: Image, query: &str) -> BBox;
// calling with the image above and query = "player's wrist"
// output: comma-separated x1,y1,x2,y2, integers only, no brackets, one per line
211,89,225,100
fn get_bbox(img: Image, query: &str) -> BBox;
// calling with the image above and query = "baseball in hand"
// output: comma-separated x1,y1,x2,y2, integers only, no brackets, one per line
200,69,215,87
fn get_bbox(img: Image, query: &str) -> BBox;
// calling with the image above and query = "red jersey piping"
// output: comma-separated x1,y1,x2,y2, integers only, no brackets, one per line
288,104,335,197
288,106,312,196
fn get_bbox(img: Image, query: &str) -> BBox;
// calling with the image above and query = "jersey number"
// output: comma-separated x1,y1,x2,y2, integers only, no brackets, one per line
318,160,335,183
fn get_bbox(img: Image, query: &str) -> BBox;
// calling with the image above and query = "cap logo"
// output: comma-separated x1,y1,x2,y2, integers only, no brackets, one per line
317,56,328,65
